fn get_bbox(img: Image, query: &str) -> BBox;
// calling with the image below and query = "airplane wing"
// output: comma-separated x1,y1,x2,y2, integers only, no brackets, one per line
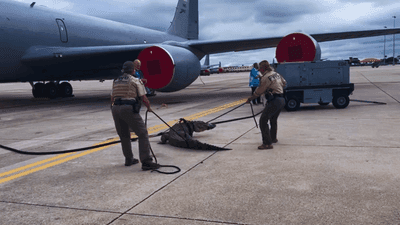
188,37,282,54
311,28,400,42
202,64,220,69
21,28,400,67
21,44,153,69
188,28,400,54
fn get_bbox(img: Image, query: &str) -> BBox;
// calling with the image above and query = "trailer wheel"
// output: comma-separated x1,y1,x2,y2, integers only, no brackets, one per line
285,98,300,111
332,95,349,109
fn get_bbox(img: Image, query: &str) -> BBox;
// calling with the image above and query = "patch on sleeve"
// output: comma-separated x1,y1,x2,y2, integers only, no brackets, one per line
268,73,281,82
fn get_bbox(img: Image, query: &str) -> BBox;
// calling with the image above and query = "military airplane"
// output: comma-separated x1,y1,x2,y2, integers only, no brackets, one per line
200,54,221,75
1,0,400,98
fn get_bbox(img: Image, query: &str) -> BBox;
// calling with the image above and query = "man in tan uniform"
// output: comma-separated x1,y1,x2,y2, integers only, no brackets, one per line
111,61,160,170
247,60,287,150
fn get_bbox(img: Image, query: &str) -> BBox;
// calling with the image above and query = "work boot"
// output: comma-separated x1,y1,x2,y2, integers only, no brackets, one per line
125,158,139,166
272,139,278,143
258,144,273,150
142,161,161,171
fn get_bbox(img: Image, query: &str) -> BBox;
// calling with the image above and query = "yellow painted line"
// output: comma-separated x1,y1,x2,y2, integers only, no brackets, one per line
0,99,246,184
0,139,118,184
0,153,75,178
147,99,246,133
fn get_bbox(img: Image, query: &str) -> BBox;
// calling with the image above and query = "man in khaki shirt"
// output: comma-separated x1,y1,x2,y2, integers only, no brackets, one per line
111,61,160,170
247,60,286,150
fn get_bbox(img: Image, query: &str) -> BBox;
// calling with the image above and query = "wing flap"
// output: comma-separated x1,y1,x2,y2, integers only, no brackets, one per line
188,37,282,54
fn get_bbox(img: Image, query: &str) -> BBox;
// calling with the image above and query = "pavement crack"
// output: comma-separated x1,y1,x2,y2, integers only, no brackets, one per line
360,73,400,103
224,126,257,149
0,200,121,214
125,213,252,225
106,126,258,225
280,144,400,149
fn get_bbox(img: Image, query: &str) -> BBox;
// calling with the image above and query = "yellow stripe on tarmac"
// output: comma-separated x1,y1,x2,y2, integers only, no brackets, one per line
0,139,119,184
0,153,75,178
0,99,246,184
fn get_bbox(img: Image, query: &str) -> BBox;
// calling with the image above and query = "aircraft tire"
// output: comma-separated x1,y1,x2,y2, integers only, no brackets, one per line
59,82,73,97
32,83,45,98
44,82,58,99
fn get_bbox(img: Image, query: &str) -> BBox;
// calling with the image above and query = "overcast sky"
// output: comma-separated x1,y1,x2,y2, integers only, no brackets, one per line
16,0,400,66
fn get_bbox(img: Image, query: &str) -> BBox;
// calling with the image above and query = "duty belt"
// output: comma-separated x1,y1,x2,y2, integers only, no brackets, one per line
113,99,137,105
266,93,284,103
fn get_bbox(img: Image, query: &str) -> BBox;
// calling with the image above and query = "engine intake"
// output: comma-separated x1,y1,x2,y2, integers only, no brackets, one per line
138,45,200,92
276,33,321,63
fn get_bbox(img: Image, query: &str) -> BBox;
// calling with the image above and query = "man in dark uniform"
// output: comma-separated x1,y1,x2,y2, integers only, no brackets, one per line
247,60,287,150
111,61,160,170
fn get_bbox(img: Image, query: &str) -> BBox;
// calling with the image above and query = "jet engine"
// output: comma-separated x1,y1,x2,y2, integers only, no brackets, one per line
275,33,321,63
138,45,201,92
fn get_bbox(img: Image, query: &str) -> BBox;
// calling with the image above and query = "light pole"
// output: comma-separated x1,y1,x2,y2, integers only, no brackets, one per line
393,16,396,66
384,26,387,64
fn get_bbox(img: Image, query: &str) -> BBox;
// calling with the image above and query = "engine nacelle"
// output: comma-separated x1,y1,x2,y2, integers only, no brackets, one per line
276,33,321,63
137,45,200,92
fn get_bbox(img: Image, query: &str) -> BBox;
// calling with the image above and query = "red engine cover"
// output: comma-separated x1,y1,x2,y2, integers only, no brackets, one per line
276,33,321,63
137,46,175,89
137,45,201,92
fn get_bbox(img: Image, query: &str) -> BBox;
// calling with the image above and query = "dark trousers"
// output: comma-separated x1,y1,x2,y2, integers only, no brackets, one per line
259,97,285,145
111,105,152,163
251,87,261,104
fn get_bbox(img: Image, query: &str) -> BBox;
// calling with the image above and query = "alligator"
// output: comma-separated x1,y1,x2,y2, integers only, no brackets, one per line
159,118,231,150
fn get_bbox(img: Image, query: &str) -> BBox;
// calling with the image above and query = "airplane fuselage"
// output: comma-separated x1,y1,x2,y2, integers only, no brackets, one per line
2,0,399,99
0,0,186,82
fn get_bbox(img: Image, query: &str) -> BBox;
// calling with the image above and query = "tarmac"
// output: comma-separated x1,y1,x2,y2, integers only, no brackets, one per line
0,65,400,225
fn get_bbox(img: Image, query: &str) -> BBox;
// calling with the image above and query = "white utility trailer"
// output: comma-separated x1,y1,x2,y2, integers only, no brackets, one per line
275,60,354,111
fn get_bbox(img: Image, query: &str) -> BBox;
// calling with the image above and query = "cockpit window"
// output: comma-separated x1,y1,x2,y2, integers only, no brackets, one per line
56,19,68,43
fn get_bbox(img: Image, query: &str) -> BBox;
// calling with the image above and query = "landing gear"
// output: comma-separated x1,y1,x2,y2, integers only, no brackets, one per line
32,83,45,98
45,82,58,99
30,81,73,99
59,82,73,97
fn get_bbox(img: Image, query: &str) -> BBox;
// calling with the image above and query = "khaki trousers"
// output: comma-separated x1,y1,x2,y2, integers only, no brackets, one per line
259,97,285,145
111,105,152,163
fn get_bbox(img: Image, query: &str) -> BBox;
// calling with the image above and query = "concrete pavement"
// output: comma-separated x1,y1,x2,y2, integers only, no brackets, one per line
1,66,400,224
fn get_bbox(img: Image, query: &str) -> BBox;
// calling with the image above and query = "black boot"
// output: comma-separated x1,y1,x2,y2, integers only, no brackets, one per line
142,161,161,170
125,158,139,166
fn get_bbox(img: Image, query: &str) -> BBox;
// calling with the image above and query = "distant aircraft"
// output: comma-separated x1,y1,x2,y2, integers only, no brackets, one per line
200,54,221,75
1,0,400,98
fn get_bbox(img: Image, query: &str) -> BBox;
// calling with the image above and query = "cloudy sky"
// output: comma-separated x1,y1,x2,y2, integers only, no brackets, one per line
16,0,400,66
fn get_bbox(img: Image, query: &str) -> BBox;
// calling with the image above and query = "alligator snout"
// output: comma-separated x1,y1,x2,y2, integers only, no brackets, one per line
207,123,216,130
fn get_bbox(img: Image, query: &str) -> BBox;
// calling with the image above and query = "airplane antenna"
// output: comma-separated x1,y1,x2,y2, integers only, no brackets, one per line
30,2,36,8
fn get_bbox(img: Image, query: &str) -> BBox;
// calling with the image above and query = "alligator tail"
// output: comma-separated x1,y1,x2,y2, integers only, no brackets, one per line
187,139,231,151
